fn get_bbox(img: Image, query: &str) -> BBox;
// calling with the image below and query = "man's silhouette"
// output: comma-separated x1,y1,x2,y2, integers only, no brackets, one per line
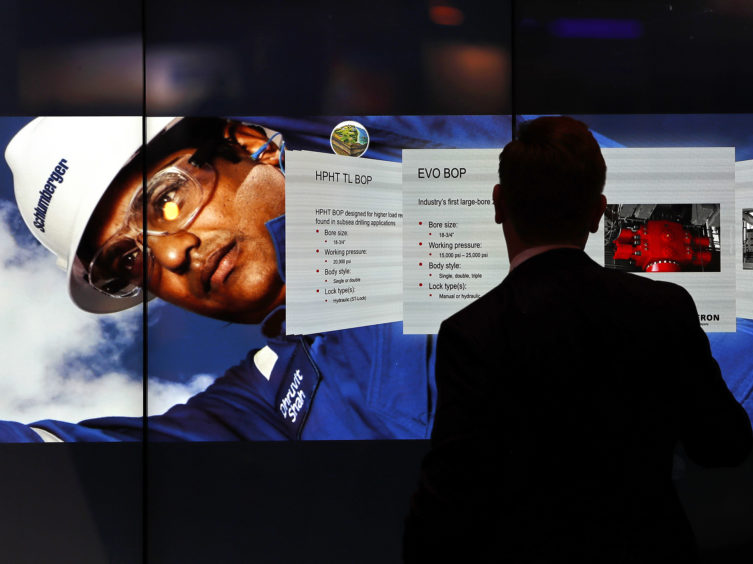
404,116,752,562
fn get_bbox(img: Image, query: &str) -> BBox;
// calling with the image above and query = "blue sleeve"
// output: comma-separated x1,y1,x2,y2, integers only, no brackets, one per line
0,421,44,442
25,418,143,442
146,352,289,441
2,346,286,442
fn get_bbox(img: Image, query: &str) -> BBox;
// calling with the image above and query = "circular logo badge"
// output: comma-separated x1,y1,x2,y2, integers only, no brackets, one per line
330,120,369,158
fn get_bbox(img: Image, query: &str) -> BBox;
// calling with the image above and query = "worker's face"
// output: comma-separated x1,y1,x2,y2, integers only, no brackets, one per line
86,127,285,324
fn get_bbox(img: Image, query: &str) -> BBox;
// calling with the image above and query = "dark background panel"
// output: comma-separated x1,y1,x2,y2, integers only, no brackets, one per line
146,442,428,564
0,444,142,564
4,1,753,117
2,0,143,114
0,0,514,115
3,443,752,563
514,0,753,113
143,1,512,116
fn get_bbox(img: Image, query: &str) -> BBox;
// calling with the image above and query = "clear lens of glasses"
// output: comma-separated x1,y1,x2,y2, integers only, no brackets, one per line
87,156,217,298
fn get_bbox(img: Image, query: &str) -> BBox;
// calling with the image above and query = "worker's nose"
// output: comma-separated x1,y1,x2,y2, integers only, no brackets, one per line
146,231,200,272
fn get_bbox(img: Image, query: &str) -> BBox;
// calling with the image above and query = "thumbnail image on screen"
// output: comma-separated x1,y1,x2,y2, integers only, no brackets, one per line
604,203,721,273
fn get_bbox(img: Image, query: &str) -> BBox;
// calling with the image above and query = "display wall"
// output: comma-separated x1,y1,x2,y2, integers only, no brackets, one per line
1,1,752,562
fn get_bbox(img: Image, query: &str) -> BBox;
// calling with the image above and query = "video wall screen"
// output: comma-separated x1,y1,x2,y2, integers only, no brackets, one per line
1,113,751,442
3,4,753,564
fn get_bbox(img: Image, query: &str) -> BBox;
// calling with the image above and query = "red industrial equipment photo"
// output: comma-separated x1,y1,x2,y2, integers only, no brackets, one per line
613,220,712,272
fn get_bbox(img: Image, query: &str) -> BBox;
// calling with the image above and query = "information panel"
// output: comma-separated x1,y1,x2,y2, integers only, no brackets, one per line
601,147,736,332
403,146,736,334
286,150,403,334
403,149,507,334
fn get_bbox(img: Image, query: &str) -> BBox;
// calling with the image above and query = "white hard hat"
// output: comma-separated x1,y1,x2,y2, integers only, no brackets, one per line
5,116,179,313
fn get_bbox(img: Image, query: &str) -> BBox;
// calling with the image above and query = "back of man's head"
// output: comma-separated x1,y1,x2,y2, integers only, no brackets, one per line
498,116,606,245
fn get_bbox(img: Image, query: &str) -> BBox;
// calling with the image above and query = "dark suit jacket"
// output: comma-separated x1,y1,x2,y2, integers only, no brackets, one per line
404,249,752,563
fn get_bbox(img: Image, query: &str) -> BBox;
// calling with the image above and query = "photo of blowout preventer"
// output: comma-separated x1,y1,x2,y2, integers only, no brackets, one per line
613,220,711,272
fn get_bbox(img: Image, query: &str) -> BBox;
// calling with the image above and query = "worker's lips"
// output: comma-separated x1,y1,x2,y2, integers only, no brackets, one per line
203,242,239,292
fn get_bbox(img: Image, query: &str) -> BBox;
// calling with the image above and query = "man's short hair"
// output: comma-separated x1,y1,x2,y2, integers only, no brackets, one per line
498,116,607,244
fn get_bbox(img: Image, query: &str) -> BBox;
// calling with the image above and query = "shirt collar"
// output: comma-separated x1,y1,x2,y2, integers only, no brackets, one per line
260,215,286,337
509,244,583,272
265,214,286,283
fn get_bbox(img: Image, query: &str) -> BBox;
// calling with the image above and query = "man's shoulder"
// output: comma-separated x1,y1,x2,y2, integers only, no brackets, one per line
441,282,508,337
442,255,697,336
591,263,695,307
517,249,694,303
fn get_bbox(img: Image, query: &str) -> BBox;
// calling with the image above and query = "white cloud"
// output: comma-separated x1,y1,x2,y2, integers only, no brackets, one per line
147,374,216,416
0,201,213,426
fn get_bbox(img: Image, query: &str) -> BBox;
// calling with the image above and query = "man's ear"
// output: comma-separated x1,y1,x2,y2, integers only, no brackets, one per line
225,122,281,166
493,184,505,224
589,194,607,234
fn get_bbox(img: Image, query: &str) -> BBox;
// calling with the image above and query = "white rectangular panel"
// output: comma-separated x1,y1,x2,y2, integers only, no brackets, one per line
402,149,507,334
600,148,736,332
403,147,735,334
285,151,402,334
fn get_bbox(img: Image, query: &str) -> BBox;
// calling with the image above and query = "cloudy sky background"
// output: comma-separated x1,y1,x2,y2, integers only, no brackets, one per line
0,200,219,422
